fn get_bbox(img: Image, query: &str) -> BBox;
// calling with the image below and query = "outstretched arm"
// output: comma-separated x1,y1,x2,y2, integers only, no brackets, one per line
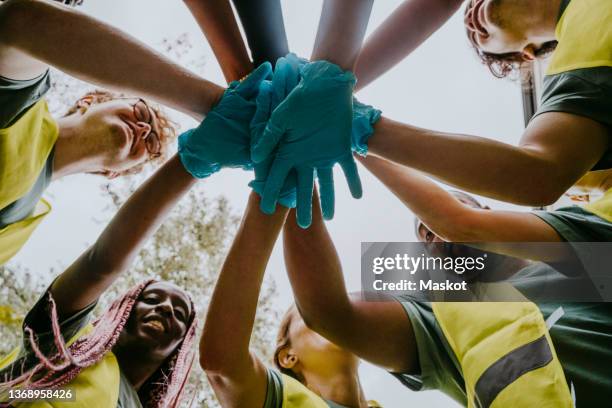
183,0,253,83
50,155,197,317
354,0,464,90
0,0,222,119
310,0,374,69
232,0,289,67
283,192,417,373
358,155,563,243
365,112,610,206
200,193,288,408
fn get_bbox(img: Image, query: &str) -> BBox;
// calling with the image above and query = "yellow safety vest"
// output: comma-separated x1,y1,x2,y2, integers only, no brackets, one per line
432,299,572,408
0,99,58,265
281,374,381,408
546,0,612,75
0,324,121,408
584,187,612,222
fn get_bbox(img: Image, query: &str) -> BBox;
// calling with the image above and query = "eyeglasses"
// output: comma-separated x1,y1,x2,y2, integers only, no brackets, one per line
133,99,162,160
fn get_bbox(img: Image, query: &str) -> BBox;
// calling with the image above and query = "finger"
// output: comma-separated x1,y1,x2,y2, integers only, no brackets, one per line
340,157,363,199
251,81,273,144
316,167,335,220
251,122,284,163
272,57,289,108
296,168,315,229
236,62,273,99
261,160,292,215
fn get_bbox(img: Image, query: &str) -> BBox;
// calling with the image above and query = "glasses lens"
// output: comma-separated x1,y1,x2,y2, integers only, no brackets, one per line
145,133,162,158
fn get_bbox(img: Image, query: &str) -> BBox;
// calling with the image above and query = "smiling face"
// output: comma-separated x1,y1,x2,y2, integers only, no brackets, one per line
72,95,166,178
119,281,193,360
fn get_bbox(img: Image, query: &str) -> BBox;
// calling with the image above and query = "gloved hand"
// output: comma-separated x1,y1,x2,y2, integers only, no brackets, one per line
249,54,303,208
351,98,382,156
251,60,362,228
178,62,272,178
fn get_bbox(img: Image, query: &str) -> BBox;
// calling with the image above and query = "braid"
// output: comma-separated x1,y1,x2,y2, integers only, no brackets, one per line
0,280,197,408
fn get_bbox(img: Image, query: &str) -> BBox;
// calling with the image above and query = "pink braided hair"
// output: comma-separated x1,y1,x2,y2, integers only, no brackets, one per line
0,280,197,408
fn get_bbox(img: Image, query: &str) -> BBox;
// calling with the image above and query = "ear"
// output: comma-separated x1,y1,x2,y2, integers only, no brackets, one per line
521,44,536,61
75,94,95,113
277,347,299,371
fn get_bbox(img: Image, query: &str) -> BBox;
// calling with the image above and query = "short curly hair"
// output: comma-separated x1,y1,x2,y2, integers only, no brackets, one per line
65,89,178,175
464,1,558,78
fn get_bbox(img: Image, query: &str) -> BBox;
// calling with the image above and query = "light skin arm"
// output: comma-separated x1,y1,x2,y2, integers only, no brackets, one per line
50,155,197,317
367,112,610,206
199,193,289,408
283,193,417,374
358,155,579,263
0,0,223,120
354,0,464,91
183,0,253,83
310,0,374,70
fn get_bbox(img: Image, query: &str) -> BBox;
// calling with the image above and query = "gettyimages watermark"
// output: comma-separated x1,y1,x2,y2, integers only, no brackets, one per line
361,242,612,302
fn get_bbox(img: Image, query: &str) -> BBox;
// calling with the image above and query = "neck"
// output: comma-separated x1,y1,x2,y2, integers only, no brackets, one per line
112,342,164,390
302,365,368,408
53,116,102,180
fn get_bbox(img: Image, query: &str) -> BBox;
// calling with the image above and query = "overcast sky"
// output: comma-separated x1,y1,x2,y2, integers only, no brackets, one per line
9,1,549,406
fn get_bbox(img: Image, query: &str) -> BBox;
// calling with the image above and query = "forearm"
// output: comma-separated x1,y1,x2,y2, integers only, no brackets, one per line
1,0,222,119
232,0,289,67
283,196,353,329
200,193,288,372
368,117,561,205
357,155,471,239
184,0,253,83
354,0,463,90
310,0,373,70
51,155,196,314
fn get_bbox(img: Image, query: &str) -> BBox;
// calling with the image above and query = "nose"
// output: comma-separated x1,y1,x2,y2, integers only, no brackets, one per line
154,298,173,317
134,121,152,141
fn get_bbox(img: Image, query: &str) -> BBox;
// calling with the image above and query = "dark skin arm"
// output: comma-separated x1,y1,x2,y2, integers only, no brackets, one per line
199,193,289,408
50,155,197,317
283,193,418,374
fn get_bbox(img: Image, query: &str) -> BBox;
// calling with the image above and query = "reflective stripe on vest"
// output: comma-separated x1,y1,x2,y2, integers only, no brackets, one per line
433,294,572,408
0,324,121,408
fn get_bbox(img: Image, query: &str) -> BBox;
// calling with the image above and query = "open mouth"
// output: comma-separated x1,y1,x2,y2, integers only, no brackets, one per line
143,317,167,333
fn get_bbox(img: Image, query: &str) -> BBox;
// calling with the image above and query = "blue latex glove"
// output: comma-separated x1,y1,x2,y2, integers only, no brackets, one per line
251,60,361,228
178,62,272,178
351,98,382,156
249,55,303,208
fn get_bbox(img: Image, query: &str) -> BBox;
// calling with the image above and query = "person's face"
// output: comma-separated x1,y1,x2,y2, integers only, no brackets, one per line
464,0,545,60
281,309,357,376
76,97,164,178
122,282,193,360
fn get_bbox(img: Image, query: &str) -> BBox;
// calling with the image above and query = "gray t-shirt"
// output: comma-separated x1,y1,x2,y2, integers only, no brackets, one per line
0,71,55,227
0,289,142,408
392,206,612,407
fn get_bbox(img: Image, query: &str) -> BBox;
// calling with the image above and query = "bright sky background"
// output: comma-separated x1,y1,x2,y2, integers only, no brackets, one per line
9,0,550,406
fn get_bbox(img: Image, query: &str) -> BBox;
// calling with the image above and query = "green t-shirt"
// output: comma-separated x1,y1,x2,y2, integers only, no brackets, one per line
392,206,612,407
0,71,55,227
0,288,142,408
533,0,612,170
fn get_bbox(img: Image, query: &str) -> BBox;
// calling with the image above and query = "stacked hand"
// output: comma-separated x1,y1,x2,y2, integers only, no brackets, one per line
178,55,381,228
178,62,272,178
